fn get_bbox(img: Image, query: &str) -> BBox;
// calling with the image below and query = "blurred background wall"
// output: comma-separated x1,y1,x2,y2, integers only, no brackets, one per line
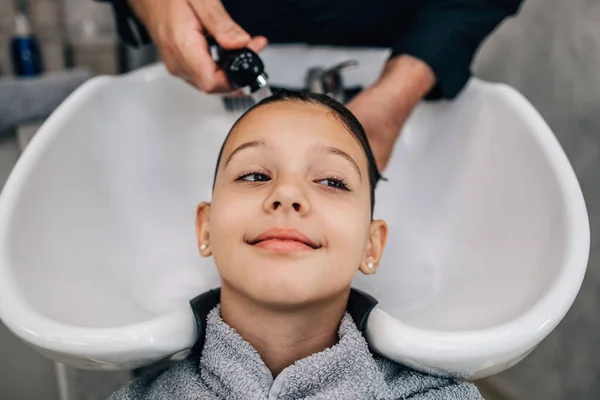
0,0,598,398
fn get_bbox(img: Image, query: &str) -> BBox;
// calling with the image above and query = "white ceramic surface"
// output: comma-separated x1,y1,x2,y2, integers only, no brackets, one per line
0,46,590,379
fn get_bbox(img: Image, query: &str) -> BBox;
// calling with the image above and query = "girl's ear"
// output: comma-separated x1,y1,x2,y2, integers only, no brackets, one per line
196,202,212,257
358,219,388,275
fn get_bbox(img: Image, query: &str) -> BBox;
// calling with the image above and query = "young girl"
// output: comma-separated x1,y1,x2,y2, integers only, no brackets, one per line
111,92,482,399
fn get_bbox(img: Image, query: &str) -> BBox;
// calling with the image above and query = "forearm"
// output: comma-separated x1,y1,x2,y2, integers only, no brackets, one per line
371,55,436,140
379,55,435,107
344,54,436,171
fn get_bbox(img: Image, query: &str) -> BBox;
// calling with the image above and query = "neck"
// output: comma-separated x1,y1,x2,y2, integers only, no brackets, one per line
220,285,348,376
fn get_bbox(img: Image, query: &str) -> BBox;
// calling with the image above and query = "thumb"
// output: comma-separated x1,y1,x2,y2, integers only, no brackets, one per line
191,0,250,49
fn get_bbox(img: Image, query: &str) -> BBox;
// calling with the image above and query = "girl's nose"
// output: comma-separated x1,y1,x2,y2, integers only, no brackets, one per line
263,175,310,215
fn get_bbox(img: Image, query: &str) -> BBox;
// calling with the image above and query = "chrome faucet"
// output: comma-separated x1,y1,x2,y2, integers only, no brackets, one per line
305,60,358,103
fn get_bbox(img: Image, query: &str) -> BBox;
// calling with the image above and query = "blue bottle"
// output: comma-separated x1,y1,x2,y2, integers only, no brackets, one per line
10,11,44,77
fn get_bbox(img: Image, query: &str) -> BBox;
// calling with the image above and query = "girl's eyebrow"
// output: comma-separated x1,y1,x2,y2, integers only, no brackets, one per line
312,145,362,180
224,140,267,167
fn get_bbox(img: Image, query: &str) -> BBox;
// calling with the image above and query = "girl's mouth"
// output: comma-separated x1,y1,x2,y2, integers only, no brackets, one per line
246,227,322,252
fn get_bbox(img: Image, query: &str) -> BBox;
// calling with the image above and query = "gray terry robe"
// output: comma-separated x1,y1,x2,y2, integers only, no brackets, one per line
110,306,482,399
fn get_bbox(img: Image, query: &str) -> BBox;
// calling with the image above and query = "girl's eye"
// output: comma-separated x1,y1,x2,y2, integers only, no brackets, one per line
317,178,350,191
237,172,271,182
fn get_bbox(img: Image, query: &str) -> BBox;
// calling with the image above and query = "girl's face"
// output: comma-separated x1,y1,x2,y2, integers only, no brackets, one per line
196,101,387,308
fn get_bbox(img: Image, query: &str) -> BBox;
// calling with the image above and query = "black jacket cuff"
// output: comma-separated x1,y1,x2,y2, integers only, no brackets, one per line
391,0,523,100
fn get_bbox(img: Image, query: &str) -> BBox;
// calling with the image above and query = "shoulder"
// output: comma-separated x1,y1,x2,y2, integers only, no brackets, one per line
375,356,484,400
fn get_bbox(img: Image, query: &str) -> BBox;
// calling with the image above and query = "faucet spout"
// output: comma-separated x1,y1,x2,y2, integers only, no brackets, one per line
305,60,359,103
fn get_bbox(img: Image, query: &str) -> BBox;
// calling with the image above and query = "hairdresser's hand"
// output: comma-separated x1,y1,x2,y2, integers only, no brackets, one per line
128,0,268,92
347,55,436,172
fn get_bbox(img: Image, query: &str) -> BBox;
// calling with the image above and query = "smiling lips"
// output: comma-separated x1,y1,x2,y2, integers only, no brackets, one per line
247,227,321,252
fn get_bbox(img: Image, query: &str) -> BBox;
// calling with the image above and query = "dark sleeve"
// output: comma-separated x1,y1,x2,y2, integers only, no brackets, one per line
392,0,523,100
94,0,152,47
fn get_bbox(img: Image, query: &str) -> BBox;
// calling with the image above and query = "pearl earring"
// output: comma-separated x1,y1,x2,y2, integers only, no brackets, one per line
200,244,207,251
367,260,374,269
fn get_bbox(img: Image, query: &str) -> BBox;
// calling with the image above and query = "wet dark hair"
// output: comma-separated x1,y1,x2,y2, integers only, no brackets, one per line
213,91,384,216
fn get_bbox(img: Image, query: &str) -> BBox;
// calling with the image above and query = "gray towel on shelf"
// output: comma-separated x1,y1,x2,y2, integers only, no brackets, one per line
110,306,483,400
0,69,92,134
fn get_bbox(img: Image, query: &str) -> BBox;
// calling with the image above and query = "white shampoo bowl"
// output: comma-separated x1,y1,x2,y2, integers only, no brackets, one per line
0,47,590,379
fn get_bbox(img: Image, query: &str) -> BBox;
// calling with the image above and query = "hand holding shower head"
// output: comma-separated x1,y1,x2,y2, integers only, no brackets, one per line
208,37,271,101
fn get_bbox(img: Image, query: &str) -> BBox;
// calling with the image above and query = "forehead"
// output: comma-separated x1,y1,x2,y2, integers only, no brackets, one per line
223,101,366,159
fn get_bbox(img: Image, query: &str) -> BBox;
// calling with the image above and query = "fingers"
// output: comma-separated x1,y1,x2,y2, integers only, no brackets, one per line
247,36,269,54
161,0,230,92
177,34,232,92
190,0,250,49
173,34,267,93
145,0,266,93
